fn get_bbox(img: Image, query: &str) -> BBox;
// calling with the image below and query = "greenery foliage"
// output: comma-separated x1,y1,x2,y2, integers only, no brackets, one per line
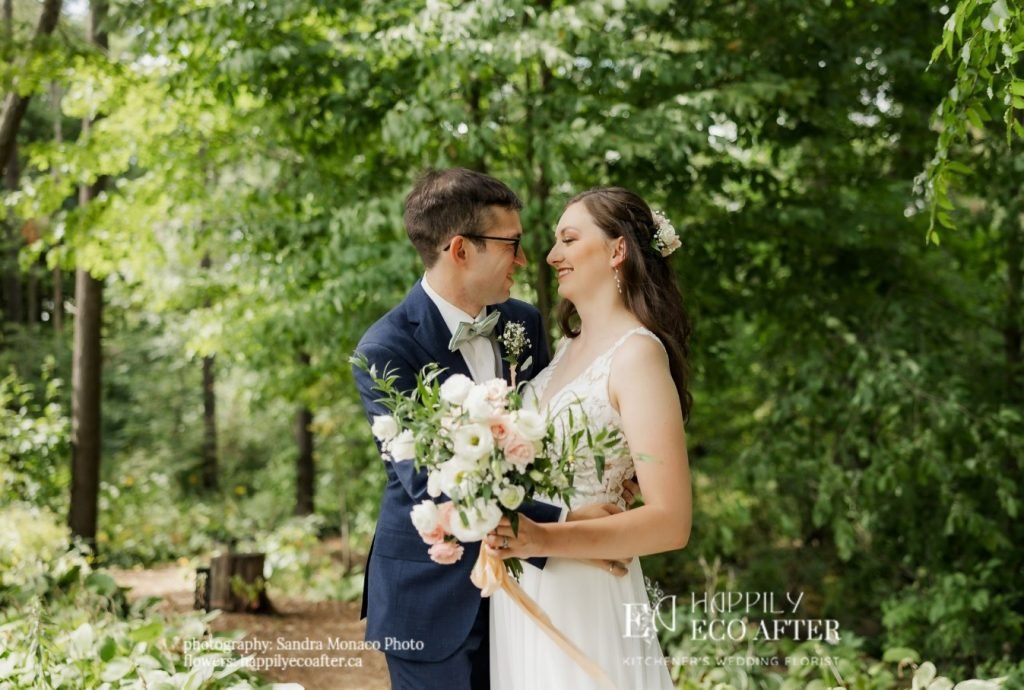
0,0,1020,684
0,503,279,689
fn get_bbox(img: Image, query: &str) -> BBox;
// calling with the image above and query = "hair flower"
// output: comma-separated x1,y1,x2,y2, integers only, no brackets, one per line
651,210,681,257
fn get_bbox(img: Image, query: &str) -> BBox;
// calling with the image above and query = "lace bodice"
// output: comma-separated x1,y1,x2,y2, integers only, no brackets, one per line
526,327,663,511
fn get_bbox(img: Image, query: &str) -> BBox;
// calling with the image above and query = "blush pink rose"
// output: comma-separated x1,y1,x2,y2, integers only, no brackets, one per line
489,418,511,443
502,432,536,467
429,541,464,565
438,502,455,533
418,525,446,545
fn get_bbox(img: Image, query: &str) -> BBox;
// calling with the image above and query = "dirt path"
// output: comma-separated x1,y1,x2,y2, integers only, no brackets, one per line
110,566,389,690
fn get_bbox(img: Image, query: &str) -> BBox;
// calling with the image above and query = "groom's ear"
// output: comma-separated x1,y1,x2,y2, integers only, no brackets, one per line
446,235,470,264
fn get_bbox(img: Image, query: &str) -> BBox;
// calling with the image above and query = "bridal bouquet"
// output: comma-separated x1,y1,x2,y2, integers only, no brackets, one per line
353,323,620,579
352,324,622,690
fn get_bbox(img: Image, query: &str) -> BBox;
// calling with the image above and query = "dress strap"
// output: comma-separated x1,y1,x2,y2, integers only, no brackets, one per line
607,326,662,355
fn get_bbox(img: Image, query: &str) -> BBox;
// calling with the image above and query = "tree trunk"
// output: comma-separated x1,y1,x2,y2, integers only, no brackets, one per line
2,0,10,38
208,553,271,613
200,252,218,490
532,166,553,346
201,353,218,489
0,0,63,174
523,57,555,347
52,265,63,334
51,82,63,335
26,262,38,323
69,265,103,547
1005,202,1023,401
295,351,314,516
2,138,21,324
68,0,107,550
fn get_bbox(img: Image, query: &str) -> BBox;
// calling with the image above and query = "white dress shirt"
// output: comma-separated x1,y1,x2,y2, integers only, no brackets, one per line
421,275,500,383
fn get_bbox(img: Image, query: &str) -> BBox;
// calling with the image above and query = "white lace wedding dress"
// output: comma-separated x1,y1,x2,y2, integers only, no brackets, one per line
490,327,675,690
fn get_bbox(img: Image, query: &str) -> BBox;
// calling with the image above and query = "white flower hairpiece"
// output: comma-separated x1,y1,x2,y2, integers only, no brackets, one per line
651,210,681,257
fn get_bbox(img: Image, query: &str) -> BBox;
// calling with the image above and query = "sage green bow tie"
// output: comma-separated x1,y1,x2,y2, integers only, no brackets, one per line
448,310,501,351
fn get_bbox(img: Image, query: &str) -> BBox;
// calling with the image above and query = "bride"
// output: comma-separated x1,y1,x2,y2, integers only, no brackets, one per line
485,187,693,690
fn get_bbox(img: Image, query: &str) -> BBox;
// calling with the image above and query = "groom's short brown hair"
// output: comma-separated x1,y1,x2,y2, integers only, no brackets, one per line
404,168,523,268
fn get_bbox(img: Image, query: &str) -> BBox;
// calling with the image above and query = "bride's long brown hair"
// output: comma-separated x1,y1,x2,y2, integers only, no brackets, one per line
556,187,693,421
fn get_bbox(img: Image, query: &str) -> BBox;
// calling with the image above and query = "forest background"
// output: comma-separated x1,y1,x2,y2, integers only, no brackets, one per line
1,0,1022,688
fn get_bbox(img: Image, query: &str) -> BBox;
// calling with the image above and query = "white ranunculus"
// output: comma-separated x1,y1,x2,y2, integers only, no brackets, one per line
371,415,399,441
463,385,498,421
498,484,526,510
427,470,443,498
410,500,441,534
387,429,416,461
512,410,547,441
449,499,503,542
439,374,475,405
452,423,495,462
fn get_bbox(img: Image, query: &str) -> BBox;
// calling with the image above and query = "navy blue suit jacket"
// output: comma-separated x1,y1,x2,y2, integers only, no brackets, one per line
352,282,559,662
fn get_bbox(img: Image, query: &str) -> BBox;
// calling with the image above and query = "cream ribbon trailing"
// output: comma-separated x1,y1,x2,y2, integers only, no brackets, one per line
471,548,618,690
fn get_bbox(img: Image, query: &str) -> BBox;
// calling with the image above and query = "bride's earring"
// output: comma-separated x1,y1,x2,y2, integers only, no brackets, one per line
613,267,623,294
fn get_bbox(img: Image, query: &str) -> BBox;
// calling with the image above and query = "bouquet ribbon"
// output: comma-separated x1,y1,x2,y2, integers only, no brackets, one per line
471,548,617,690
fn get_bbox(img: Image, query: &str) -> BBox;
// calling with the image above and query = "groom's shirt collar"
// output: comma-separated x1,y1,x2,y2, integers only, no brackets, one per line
420,274,487,333
421,274,498,382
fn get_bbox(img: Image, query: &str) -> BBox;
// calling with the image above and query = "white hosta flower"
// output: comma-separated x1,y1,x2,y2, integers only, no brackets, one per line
511,410,547,441
452,423,495,462
387,429,416,461
498,484,526,510
371,415,399,441
449,499,503,542
439,374,474,405
410,500,442,534
65,622,96,660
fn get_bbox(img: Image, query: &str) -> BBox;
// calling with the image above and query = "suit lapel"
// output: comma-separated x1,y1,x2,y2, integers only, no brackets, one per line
407,282,474,379
492,307,511,381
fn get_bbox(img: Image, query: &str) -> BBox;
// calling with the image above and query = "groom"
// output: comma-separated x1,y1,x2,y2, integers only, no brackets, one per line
352,168,561,690
353,169,625,690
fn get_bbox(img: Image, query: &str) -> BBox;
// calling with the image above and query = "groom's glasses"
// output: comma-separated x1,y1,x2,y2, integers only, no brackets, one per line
443,234,521,257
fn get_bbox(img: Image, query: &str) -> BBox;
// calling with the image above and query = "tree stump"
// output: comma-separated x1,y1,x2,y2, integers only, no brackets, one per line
208,553,272,613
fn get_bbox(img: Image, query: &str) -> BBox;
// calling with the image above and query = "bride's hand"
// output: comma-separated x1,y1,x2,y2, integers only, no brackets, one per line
566,503,634,576
486,511,633,577
485,515,545,559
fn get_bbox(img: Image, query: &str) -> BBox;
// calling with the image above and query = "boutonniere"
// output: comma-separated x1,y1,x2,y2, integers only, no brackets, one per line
496,321,532,387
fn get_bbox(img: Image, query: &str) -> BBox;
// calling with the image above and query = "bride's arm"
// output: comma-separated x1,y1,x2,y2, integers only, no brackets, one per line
486,335,692,560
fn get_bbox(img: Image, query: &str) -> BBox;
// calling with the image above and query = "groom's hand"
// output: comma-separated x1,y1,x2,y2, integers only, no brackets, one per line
566,503,633,577
621,477,642,507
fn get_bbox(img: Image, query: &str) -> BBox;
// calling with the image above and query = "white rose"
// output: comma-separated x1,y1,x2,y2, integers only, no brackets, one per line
463,385,498,421
427,470,443,498
439,374,474,405
482,378,510,402
410,500,441,534
387,429,416,461
452,423,495,462
498,484,526,510
449,499,503,542
512,410,547,441
371,415,399,441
